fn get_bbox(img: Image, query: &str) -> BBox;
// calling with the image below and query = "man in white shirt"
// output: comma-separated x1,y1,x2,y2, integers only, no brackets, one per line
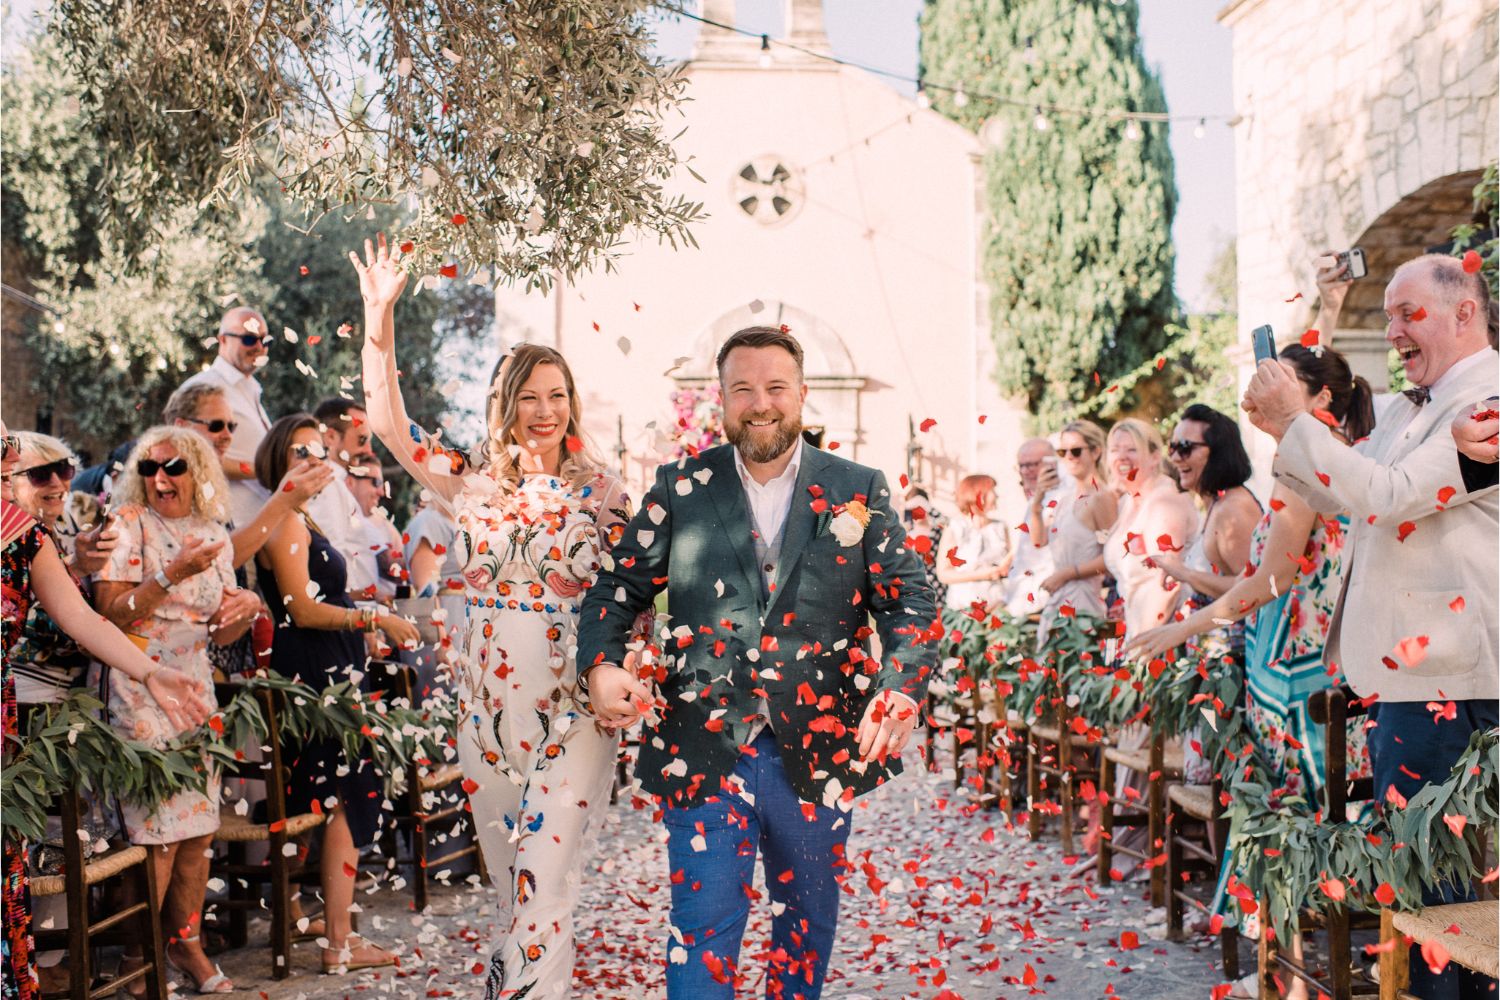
1005,437,1056,615
178,307,274,527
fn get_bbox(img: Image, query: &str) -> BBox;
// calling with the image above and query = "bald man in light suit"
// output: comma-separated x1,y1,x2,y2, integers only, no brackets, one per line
1244,254,1498,1000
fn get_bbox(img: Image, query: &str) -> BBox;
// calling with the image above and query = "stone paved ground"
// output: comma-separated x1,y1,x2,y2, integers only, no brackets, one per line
214,746,1233,1000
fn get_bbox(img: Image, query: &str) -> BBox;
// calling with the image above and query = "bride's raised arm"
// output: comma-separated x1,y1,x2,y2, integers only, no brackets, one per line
351,234,468,510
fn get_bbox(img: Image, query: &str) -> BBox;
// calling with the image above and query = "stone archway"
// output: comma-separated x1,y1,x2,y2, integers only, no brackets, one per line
675,300,867,457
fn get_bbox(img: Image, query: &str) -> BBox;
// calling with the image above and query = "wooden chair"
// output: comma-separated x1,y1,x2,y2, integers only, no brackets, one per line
1164,776,1240,980
1256,686,1378,1000
30,784,169,1000
1098,732,1184,906
983,714,1029,815
1025,678,1103,855
207,682,325,980
1377,900,1499,999
383,662,485,911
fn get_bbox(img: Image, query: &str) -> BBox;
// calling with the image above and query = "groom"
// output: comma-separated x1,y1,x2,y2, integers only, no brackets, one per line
576,326,938,999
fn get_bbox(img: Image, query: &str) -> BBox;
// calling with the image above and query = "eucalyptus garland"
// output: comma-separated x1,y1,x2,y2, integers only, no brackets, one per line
937,614,1499,941
2,673,457,845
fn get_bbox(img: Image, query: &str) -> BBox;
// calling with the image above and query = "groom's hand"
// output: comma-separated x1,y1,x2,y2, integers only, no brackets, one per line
857,690,919,763
587,656,653,729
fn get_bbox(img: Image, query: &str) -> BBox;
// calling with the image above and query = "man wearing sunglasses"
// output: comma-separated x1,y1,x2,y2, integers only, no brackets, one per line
177,306,274,526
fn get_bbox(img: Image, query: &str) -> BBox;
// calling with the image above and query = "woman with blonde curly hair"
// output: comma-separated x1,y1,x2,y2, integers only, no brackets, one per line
91,426,261,995
353,235,636,1000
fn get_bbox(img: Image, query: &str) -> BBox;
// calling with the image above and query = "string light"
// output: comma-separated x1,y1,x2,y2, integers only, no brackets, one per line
1124,119,1142,141
1023,36,1037,65
1193,117,1207,139
656,3,1235,133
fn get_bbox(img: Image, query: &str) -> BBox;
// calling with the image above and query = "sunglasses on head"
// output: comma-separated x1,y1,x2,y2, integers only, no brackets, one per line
138,457,190,478
185,416,239,434
292,443,328,461
1166,440,1208,458
220,331,271,348
6,458,77,487
1056,446,1088,459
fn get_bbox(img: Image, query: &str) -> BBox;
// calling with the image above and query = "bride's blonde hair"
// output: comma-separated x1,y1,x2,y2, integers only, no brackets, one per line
484,344,603,492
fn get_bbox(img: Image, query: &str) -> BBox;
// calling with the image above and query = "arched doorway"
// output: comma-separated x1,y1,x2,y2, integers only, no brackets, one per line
674,301,867,458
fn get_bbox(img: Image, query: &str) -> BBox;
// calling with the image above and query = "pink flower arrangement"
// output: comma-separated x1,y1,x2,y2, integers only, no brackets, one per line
669,384,725,459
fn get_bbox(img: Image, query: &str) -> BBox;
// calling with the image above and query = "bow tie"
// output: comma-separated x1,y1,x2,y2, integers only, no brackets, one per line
1403,386,1432,407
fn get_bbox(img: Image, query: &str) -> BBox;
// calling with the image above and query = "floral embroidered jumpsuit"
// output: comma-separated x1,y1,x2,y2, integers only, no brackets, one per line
452,470,632,1000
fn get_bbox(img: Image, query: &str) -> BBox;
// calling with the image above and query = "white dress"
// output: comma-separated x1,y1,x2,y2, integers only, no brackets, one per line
452,471,633,1000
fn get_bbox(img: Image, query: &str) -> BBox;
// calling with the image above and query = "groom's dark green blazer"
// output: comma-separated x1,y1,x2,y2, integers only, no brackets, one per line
576,443,939,808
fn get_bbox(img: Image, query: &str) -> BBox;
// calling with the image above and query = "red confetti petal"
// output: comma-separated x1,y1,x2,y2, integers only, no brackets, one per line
451,213,467,225
1462,249,1482,274
1300,328,1320,347
1409,307,1428,322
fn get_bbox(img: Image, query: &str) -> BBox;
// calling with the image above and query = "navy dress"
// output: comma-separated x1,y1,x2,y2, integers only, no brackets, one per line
260,525,382,847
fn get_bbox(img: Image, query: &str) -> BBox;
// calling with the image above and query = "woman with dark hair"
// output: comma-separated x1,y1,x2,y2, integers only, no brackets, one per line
354,236,636,1000
933,473,1011,612
1155,403,1260,600
1129,346,1375,998
254,413,418,973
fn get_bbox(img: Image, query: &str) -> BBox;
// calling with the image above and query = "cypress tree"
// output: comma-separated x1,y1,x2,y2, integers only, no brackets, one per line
919,0,1179,424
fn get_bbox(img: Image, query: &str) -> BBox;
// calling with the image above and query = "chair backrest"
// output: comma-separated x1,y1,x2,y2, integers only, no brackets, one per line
1307,685,1375,817
214,681,293,825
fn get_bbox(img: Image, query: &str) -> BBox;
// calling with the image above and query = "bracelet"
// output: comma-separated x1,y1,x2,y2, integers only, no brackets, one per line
153,569,173,590
363,609,379,634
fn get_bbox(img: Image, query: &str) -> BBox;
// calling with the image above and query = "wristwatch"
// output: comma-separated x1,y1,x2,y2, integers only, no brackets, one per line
153,569,173,591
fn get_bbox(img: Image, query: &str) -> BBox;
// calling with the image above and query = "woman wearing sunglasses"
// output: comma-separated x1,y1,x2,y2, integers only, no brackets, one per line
1,423,212,1000
5,432,117,578
1129,347,1376,1000
253,414,418,973
90,426,264,995
1031,420,1116,645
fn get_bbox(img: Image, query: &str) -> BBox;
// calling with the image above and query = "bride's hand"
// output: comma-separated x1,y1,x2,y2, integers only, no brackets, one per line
348,233,409,321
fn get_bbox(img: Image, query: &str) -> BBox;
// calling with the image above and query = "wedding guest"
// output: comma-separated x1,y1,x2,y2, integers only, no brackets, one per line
177,307,275,528
254,413,416,973
308,398,378,601
354,235,635,1000
934,473,1011,613
1004,437,1057,615
1132,347,1377,999
1156,404,1260,600
344,453,405,603
403,493,464,597
163,382,334,568
577,324,937,1000
92,427,261,996
2,423,211,1000
901,484,948,607
1244,253,1498,1000
1033,419,1115,645
6,433,117,703
1453,396,1499,489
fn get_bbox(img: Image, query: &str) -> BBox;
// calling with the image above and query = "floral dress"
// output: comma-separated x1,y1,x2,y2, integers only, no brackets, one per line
93,506,232,844
2,501,48,1000
451,471,633,1000
1211,510,1371,919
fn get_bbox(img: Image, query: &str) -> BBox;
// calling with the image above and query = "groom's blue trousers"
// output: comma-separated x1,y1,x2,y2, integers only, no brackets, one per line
662,730,852,1000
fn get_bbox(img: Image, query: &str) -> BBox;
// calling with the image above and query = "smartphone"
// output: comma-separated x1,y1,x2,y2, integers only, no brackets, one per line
1336,247,1368,280
1251,324,1277,365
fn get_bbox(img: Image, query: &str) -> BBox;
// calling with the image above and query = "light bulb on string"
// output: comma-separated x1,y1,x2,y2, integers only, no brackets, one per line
758,34,772,69
1124,119,1142,142
915,80,931,110
1032,106,1049,131
1023,36,1037,65
1193,118,1207,139
953,88,969,109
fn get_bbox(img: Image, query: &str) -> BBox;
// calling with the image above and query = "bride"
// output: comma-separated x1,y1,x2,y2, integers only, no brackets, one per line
351,235,648,999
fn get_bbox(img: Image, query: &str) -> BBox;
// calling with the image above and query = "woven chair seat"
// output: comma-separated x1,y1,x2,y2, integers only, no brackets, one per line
419,763,465,793
1392,901,1499,978
214,811,324,842
1105,744,1186,775
1168,782,1214,820
30,844,147,897
1030,723,1097,748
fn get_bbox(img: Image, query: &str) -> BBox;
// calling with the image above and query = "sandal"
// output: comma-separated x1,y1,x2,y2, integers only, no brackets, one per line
165,935,235,994
321,935,397,974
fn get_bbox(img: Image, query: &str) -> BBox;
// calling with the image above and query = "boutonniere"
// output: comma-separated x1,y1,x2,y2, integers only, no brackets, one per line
831,493,876,547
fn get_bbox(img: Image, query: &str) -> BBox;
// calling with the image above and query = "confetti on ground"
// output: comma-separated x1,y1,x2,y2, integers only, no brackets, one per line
208,744,1226,1000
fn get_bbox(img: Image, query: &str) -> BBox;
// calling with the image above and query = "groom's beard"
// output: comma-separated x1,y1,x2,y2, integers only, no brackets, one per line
726,408,803,464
